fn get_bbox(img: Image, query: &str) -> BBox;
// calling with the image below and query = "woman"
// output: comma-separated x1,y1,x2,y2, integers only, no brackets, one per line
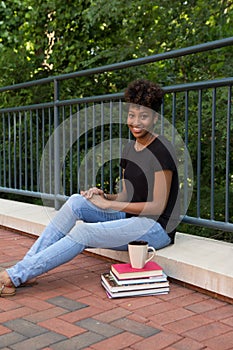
0,79,180,297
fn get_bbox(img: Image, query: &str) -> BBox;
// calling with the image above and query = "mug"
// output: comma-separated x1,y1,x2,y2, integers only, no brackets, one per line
128,240,156,269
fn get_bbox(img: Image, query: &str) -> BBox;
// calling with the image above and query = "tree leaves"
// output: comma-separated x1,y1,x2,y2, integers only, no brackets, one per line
1,0,232,87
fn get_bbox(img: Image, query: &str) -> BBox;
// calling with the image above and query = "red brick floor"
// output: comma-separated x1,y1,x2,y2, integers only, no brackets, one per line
0,227,233,350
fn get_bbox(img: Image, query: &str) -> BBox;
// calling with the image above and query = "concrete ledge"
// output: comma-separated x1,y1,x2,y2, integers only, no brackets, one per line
0,198,232,300
0,198,57,236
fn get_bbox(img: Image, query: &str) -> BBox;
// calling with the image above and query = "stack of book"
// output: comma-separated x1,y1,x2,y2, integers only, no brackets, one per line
101,261,169,298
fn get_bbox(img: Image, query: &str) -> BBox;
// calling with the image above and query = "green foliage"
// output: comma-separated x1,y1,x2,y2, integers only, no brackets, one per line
1,0,233,88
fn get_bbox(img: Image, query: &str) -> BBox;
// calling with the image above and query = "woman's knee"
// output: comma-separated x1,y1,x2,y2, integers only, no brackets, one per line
68,193,81,202
66,194,85,210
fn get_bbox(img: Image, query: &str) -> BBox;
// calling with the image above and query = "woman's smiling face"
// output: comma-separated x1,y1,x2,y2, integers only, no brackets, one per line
127,104,157,139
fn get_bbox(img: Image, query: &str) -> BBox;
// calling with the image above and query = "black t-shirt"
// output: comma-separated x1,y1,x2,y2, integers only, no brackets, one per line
120,135,180,243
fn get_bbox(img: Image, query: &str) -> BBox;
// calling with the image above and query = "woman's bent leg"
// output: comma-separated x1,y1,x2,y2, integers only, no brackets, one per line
25,194,124,258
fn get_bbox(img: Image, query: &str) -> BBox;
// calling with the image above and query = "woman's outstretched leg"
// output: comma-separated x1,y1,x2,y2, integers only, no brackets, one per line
5,216,132,287
6,234,86,287
3,195,125,288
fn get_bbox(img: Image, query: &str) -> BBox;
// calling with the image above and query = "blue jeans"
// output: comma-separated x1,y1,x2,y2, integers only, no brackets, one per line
7,194,171,286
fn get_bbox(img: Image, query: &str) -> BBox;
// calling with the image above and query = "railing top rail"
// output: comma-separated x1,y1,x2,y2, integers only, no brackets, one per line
0,37,233,93
164,77,233,92
1,77,232,113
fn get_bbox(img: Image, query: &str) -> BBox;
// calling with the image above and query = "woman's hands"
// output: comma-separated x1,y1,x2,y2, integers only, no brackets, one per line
80,187,104,199
80,183,129,211
81,187,110,210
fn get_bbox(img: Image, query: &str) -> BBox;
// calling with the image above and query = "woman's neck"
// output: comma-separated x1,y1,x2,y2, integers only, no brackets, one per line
135,133,157,151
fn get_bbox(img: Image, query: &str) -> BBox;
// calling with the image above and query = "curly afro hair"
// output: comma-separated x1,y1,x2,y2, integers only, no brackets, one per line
124,79,164,112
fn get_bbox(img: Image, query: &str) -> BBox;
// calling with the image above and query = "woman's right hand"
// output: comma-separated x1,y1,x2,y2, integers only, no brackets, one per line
80,187,104,199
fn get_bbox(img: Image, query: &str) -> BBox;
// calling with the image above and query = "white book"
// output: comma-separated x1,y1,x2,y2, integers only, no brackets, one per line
110,270,168,285
101,280,169,299
101,273,169,293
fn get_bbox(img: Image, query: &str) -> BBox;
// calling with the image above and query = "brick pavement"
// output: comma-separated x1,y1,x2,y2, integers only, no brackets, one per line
0,227,233,350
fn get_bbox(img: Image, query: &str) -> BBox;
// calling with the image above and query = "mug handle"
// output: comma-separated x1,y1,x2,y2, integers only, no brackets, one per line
145,246,156,264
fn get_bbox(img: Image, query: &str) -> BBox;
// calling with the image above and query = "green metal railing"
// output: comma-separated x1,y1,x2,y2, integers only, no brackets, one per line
0,37,233,235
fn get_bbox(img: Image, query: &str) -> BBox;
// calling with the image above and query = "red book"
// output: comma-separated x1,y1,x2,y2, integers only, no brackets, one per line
111,261,163,280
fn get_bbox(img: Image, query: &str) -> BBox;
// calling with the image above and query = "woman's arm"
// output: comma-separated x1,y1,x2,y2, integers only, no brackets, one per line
89,170,172,216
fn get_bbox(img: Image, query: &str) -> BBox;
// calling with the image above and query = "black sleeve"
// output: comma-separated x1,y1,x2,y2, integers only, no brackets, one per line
151,138,177,173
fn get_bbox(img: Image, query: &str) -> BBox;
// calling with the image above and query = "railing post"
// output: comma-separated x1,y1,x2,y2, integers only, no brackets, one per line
54,79,61,210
